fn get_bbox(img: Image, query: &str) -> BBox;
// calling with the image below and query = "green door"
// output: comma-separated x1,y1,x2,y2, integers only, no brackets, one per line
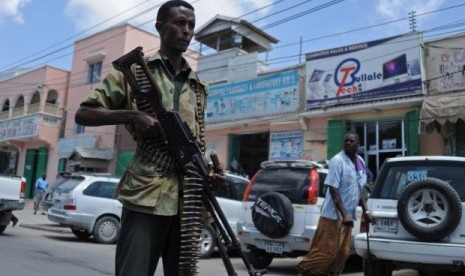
405,109,419,156
23,147,48,199
23,149,36,199
228,135,241,170
327,120,347,159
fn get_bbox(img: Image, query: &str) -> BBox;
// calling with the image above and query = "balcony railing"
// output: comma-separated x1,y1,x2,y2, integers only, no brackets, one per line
27,103,40,114
44,103,60,115
2,103,60,121
0,110,8,120
11,107,24,118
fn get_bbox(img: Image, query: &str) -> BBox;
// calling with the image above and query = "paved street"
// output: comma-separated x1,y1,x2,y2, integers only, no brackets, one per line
6,199,421,276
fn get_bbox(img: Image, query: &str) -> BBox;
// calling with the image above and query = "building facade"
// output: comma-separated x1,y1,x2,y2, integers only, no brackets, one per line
2,18,464,190
0,66,69,198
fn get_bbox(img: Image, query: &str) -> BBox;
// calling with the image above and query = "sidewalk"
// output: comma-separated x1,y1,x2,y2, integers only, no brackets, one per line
13,199,71,233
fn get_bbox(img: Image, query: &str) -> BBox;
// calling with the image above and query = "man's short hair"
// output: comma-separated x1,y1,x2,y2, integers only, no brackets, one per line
157,0,194,24
345,130,359,140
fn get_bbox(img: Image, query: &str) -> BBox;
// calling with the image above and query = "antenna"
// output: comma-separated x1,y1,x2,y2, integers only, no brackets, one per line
409,11,417,32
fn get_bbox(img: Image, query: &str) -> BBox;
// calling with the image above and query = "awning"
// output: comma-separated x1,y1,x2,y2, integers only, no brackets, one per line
420,95,465,138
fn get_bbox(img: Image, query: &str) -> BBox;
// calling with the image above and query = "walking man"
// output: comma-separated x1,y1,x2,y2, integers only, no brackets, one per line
296,131,375,275
34,173,48,215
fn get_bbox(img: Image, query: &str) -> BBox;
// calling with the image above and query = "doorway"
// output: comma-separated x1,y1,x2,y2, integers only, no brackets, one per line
354,119,406,178
229,132,269,178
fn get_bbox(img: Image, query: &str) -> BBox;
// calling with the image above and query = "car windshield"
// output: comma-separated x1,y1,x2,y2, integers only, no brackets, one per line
378,161,465,201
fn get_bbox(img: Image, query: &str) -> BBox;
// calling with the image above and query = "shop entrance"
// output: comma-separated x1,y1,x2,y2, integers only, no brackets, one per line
229,132,269,178
354,119,406,178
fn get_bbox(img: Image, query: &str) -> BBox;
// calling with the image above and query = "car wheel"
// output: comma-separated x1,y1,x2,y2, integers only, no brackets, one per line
363,258,393,276
251,192,294,239
199,224,216,258
397,177,462,241
93,216,120,244
245,247,273,269
71,228,92,240
0,225,6,234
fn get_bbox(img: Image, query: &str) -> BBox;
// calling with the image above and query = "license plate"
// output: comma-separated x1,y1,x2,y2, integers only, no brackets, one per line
373,218,397,233
265,241,284,254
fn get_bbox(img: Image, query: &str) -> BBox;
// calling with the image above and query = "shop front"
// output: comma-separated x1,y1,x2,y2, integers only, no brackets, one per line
205,69,302,176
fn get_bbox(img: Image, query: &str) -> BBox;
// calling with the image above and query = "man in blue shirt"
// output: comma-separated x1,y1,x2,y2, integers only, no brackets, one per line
297,131,375,275
34,174,48,215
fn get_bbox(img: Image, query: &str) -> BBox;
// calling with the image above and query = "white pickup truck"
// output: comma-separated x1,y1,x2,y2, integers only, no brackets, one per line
0,173,26,233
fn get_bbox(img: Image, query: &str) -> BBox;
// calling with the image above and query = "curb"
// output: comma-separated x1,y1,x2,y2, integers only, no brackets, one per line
19,223,72,233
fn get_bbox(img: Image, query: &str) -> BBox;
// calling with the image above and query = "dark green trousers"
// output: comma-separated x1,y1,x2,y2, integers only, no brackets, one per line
115,207,180,276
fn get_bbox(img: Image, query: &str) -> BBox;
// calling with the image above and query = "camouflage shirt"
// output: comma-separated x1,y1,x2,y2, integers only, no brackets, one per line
80,51,207,216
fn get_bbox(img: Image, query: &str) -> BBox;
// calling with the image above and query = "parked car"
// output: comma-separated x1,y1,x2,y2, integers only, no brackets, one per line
237,159,366,269
47,171,249,249
199,173,249,258
41,173,69,212
354,156,465,276
0,174,26,234
47,172,122,244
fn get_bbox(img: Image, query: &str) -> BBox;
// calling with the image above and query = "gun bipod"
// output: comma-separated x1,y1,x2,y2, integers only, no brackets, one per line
202,185,267,276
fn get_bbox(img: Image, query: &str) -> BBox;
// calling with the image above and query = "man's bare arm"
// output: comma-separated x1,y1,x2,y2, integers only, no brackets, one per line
75,105,166,141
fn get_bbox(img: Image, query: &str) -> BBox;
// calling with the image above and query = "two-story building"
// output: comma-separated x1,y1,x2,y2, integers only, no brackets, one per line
0,66,69,197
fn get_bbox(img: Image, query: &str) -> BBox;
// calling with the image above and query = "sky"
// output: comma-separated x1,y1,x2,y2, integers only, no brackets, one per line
0,0,464,75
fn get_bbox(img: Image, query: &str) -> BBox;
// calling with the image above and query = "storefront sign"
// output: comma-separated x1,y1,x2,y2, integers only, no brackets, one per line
207,70,299,123
269,131,303,160
427,39,465,93
0,116,38,141
305,33,423,107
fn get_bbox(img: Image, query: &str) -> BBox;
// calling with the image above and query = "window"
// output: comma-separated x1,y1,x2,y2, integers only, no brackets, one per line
83,181,117,199
379,161,465,200
87,61,102,83
75,124,85,134
353,119,405,176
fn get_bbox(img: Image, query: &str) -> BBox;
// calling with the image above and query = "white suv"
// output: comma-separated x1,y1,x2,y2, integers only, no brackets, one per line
47,173,122,244
237,160,365,269
354,156,465,275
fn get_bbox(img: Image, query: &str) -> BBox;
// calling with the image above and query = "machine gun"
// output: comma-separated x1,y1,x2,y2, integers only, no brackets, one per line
112,46,265,276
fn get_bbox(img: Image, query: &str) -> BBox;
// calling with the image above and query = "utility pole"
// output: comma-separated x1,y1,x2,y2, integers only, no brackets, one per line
409,11,417,32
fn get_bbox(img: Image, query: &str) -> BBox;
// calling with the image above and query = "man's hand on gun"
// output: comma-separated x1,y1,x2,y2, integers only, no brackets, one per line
132,111,167,143
208,153,226,190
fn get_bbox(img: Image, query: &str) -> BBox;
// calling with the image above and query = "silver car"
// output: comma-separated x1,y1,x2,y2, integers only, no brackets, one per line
47,173,121,244
199,173,250,258
47,172,249,249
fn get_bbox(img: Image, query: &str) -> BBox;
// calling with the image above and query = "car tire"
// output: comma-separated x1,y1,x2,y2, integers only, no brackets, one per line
0,225,6,234
199,224,216,258
245,247,273,269
93,216,120,244
72,228,92,240
363,258,393,276
397,177,462,241
251,192,294,239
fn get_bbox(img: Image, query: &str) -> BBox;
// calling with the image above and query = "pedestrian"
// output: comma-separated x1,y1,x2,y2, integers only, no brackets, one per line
10,213,19,227
296,131,375,275
33,173,48,215
74,1,225,275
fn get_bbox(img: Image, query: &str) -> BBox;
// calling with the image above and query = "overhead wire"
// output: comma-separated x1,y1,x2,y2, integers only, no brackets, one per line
1,1,465,95
0,0,157,71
